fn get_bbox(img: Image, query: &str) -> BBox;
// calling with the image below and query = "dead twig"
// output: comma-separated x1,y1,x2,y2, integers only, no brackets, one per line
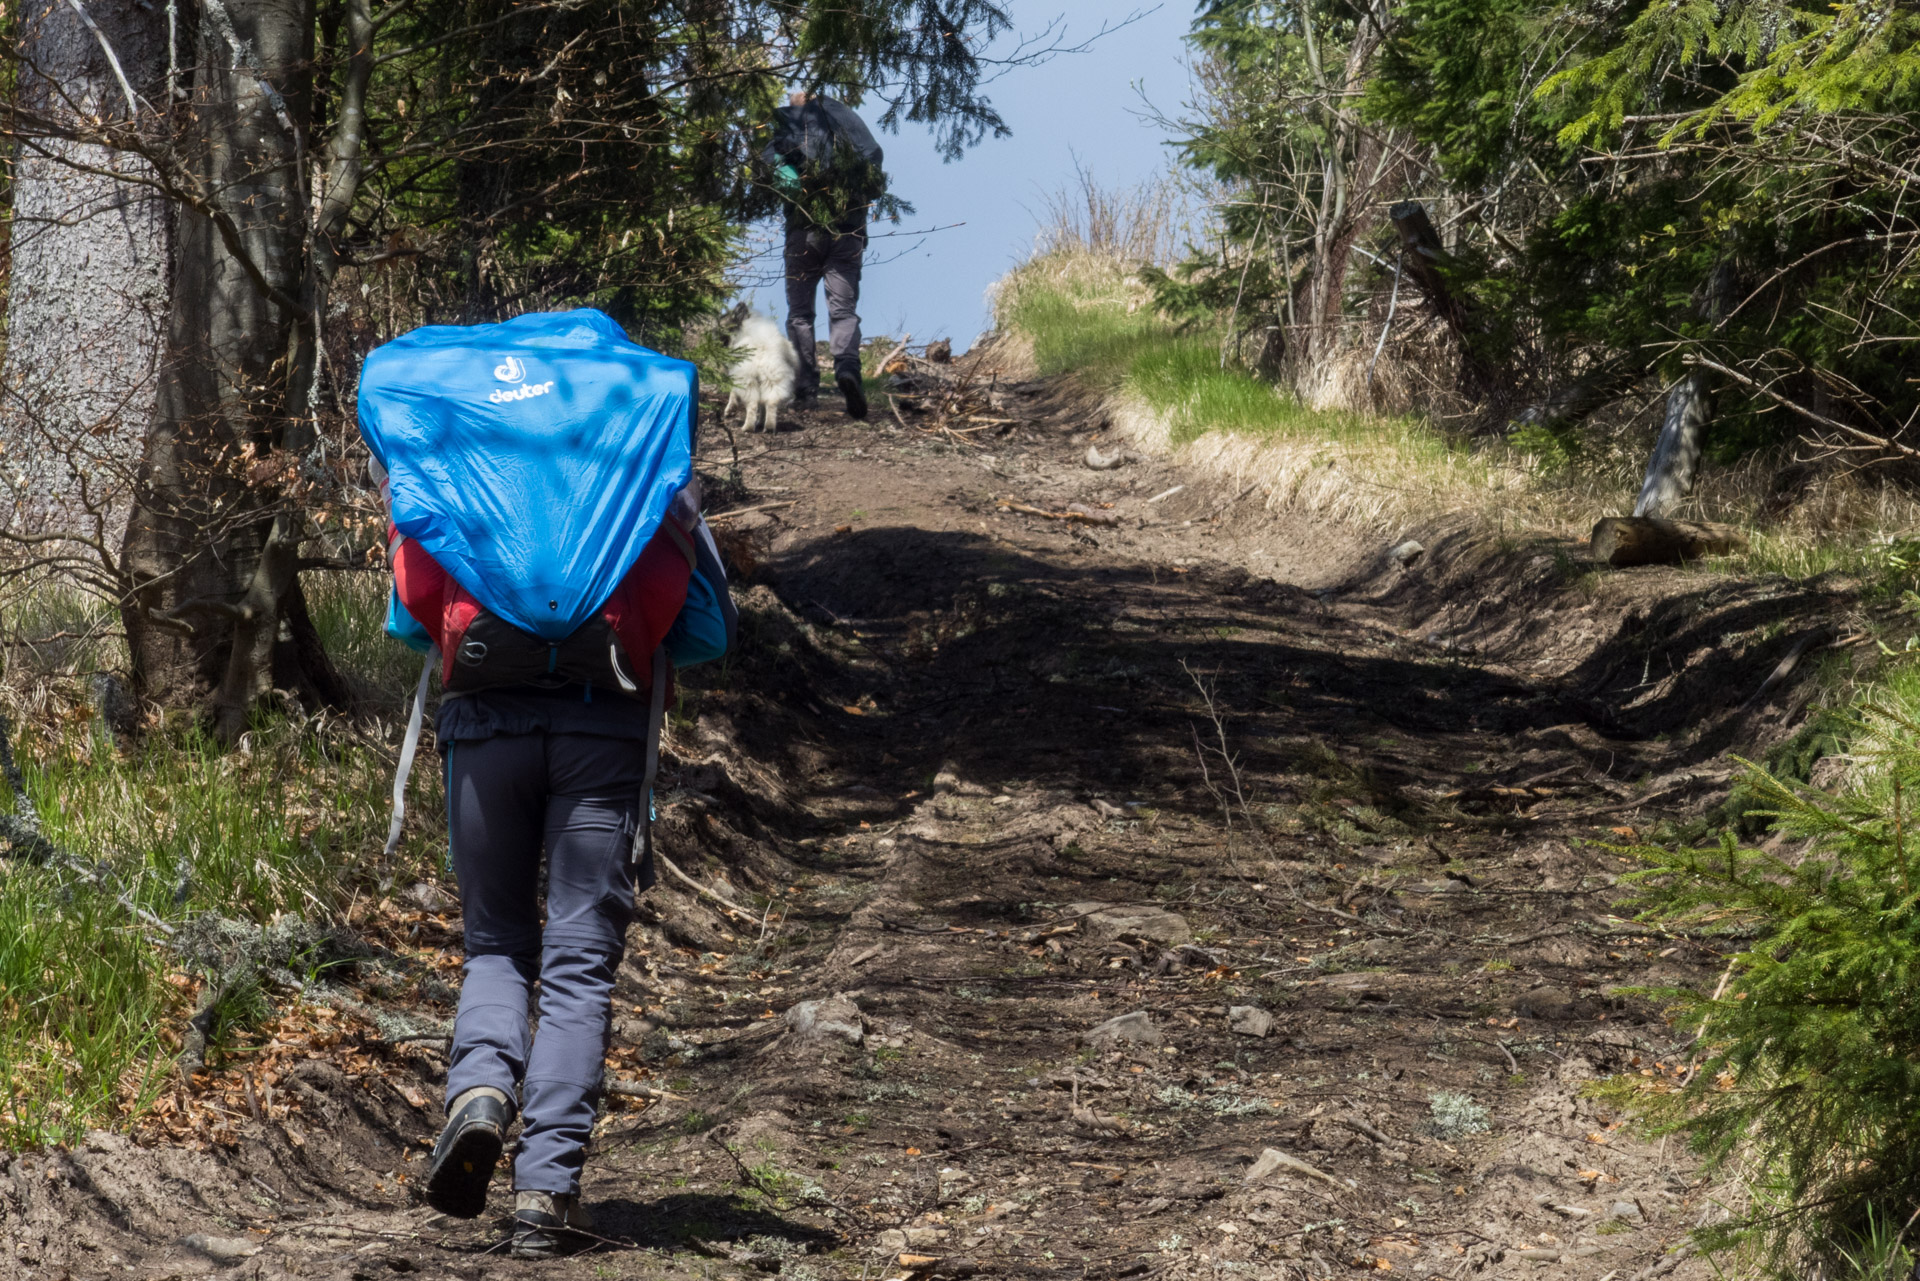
707,500,798,522
1293,895,1417,938
996,498,1119,526
605,1078,685,1102
655,850,757,921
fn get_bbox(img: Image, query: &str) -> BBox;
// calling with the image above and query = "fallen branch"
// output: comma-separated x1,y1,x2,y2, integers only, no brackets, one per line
875,335,913,378
1294,895,1416,938
707,500,798,522
1684,354,1920,462
605,1078,685,1102
997,498,1120,527
655,849,758,920
1337,1117,1403,1150
1744,628,1830,708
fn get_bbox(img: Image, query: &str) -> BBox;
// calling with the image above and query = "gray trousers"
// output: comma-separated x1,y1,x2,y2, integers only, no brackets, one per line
784,222,866,396
443,732,643,1195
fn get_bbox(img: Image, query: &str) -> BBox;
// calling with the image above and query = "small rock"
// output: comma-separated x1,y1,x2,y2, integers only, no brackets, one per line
1085,444,1129,470
1511,984,1578,1020
1609,1199,1645,1221
407,881,455,913
180,1234,259,1264
1082,1009,1162,1048
1246,1147,1340,1188
1411,878,1465,894
1323,972,1384,999
1389,539,1425,567
932,762,991,796
1068,902,1191,946
903,1227,945,1247
784,993,865,1045
1228,1005,1273,1038
612,1015,658,1041
876,1229,909,1251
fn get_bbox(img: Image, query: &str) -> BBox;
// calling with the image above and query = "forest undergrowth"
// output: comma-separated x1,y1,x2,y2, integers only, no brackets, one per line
0,575,433,1149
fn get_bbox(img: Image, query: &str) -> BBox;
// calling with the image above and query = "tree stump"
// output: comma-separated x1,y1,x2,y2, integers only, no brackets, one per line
1589,516,1748,567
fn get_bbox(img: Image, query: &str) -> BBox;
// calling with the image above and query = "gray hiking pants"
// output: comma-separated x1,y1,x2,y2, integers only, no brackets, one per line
443,732,643,1195
784,222,866,396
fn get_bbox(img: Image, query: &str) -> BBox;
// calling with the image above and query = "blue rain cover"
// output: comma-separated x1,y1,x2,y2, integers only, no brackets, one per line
357,309,696,641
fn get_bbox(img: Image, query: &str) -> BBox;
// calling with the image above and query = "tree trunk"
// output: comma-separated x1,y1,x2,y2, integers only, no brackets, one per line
1633,370,1712,517
1389,201,1495,397
1633,262,1735,517
119,0,330,737
3,1,171,544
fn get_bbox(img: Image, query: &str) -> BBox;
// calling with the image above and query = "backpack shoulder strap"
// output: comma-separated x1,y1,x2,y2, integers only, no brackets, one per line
659,515,698,570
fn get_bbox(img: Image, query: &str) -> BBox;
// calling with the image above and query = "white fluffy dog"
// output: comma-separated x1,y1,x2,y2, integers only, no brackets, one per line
722,314,799,433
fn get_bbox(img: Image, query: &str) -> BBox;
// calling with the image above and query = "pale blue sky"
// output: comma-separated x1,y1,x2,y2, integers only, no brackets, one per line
745,2,1197,353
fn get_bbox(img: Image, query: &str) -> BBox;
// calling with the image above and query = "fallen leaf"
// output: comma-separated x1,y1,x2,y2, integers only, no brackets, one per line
905,1146,921,1156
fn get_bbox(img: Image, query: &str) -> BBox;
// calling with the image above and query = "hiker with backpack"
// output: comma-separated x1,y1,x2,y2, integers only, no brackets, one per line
359,310,735,1257
763,91,888,420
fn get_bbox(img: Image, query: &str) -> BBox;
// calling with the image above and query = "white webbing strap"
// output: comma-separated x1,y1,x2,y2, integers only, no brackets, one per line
636,645,669,866
382,649,437,858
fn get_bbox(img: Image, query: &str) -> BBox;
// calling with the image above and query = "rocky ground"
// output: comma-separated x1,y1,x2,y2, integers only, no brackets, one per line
0,348,1859,1281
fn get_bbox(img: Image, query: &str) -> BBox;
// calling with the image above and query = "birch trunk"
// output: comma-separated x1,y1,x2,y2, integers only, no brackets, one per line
1633,263,1735,517
2,1,171,545
1633,371,1712,517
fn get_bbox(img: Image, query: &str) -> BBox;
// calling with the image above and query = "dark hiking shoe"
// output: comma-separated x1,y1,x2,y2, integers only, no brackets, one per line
837,372,868,420
424,1087,510,1219
510,1190,594,1258
792,389,819,412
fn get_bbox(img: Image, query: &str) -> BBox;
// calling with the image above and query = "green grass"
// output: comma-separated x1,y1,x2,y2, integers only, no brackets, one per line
999,255,1330,445
995,252,1530,535
0,572,438,1147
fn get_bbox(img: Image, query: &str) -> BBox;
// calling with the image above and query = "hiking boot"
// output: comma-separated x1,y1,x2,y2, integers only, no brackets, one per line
792,389,819,412
837,372,868,420
510,1190,594,1258
424,1086,510,1219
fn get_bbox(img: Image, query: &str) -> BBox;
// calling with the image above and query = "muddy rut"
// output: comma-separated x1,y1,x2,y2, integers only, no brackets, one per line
4,367,1855,1281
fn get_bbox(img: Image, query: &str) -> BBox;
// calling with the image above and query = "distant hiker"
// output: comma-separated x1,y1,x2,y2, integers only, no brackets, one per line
360,310,736,1258
763,91,887,420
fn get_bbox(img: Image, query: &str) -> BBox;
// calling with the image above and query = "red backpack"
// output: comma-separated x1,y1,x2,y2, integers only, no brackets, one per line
386,509,695,695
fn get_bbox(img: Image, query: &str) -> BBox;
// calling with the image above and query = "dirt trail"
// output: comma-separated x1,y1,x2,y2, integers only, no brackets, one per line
9,362,1851,1281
